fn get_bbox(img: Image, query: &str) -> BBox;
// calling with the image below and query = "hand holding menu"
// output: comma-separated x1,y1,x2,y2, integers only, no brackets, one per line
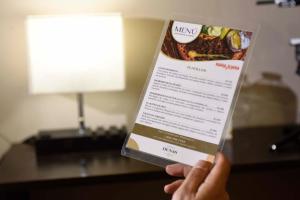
122,19,255,166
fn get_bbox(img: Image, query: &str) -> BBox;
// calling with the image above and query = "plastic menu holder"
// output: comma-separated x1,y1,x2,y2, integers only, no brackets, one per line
122,16,258,167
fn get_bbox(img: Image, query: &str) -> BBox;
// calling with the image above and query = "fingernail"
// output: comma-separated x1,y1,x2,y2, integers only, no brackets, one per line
195,160,211,169
164,185,170,193
165,165,174,175
165,165,171,171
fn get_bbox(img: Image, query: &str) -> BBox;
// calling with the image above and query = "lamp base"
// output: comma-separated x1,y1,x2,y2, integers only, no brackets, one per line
33,127,127,155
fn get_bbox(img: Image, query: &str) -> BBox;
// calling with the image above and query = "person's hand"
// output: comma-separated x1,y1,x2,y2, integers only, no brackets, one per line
164,153,230,200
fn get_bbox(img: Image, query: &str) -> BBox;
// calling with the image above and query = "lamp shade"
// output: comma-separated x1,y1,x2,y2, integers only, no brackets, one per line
26,14,125,94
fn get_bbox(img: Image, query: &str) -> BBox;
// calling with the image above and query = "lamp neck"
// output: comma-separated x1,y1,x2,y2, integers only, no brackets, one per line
77,93,86,135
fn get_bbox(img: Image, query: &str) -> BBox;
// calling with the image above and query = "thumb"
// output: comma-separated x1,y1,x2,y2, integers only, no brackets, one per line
178,160,212,193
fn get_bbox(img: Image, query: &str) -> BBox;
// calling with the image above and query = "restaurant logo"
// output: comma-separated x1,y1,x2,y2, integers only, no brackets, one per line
172,21,202,43
162,145,178,156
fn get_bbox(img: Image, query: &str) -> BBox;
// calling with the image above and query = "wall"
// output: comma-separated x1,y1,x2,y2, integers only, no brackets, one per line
0,138,10,159
0,0,299,157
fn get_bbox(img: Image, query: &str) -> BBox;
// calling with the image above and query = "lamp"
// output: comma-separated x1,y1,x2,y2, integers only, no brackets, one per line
26,14,125,137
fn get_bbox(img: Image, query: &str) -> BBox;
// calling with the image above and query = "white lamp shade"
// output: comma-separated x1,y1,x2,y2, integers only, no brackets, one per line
26,14,125,94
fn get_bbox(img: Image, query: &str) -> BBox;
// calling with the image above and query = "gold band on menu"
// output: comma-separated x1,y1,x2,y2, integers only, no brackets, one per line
132,123,218,155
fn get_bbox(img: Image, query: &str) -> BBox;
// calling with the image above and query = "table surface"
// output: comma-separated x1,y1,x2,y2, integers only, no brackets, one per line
0,125,299,188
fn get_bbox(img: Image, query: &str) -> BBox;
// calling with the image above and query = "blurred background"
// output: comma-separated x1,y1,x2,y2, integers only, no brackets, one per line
0,0,299,158
0,0,300,200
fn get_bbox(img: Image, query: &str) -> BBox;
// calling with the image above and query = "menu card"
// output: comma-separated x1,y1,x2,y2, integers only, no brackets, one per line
122,20,254,166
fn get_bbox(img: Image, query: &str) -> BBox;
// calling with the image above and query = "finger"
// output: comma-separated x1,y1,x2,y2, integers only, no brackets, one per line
165,163,192,177
164,179,184,194
178,160,212,193
204,152,231,188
